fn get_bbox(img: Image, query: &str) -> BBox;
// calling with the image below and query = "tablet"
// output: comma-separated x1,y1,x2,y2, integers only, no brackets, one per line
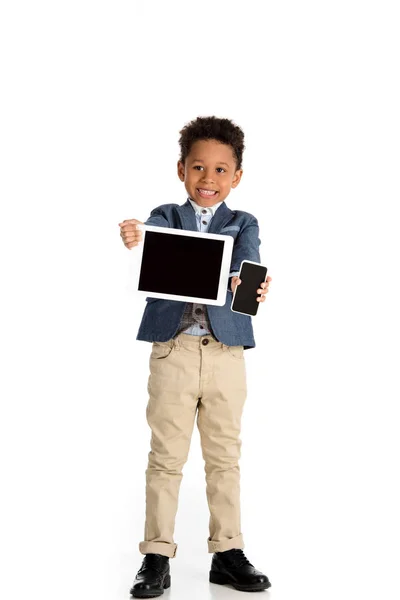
126,224,234,306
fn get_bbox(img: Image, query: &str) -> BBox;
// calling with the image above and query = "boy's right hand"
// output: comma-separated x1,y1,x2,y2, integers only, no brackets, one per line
118,219,144,249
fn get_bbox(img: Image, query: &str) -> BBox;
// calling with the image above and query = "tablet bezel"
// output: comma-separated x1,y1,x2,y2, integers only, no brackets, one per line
127,224,234,306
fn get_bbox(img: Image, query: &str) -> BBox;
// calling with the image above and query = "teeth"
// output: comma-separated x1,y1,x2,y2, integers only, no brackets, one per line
198,189,216,195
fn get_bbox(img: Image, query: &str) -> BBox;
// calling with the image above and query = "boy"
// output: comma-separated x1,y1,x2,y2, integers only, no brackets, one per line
119,116,272,597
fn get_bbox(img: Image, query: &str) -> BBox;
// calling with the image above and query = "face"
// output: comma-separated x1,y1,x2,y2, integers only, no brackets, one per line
177,139,243,207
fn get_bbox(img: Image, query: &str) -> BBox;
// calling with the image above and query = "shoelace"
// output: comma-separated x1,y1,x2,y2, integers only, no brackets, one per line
138,554,167,575
222,549,254,568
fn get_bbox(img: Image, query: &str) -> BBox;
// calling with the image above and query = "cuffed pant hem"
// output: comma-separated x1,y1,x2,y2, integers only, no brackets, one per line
139,541,177,558
207,533,244,553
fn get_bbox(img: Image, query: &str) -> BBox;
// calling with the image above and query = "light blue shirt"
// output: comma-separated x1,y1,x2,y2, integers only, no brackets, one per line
182,197,240,336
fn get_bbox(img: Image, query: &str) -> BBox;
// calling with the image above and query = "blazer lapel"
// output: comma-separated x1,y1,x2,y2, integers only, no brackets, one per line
177,199,234,233
177,200,198,231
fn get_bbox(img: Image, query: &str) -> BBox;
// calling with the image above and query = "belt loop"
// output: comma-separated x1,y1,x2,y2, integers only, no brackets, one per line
173,336,180,351
222,343,228,352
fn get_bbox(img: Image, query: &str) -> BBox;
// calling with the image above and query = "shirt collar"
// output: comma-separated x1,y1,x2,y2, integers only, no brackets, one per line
187,196,223,216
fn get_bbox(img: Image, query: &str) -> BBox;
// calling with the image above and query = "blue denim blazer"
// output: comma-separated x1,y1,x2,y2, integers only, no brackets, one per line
136,198,262,350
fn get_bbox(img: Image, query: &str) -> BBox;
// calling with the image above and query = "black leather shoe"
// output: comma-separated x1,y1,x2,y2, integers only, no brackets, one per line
130,553,171,598
209,548,271,592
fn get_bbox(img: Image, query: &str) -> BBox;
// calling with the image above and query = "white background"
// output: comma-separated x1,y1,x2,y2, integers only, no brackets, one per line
1,1,399,599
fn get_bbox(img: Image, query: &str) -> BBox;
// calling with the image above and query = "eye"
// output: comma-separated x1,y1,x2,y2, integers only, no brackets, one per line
216,167,226,173
193,165,204,170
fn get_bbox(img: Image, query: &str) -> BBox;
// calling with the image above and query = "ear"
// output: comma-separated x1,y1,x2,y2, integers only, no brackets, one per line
231,168,243,189
177,160,185,181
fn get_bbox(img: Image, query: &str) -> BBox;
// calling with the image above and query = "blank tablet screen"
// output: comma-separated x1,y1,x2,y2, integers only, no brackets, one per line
138,231,224,300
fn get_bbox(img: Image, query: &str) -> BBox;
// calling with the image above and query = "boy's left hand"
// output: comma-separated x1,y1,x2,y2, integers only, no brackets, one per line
231,275,272,302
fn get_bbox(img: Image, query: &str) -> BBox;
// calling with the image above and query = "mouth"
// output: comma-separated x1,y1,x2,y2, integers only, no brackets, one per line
196,188,219,199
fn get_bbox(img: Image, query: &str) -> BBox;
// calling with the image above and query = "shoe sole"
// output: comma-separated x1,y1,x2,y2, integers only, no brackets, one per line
210,570,271,592
130,573,171,598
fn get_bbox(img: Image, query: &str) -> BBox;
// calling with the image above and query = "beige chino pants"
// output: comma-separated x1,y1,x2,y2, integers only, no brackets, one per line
138,332,247,558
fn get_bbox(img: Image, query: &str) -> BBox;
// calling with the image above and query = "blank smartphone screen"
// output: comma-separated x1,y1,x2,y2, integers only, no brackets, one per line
231,261,268,316
138,231,224,299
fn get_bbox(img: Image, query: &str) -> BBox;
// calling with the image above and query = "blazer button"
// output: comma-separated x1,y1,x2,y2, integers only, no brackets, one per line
195,308,202,315
202,338,209,345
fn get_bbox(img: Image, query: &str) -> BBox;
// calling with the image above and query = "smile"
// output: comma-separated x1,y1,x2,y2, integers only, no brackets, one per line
197,188,218,197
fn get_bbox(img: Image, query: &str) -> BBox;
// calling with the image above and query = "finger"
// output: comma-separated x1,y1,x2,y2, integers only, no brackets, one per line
120,227,142,237
119,221,133,227
120,223,139,232
122,235,141,244
119,219,140,226
119,221,143,232
121,230,142,240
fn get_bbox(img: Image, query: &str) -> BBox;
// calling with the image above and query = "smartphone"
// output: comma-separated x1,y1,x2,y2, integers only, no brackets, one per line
230,260,268,317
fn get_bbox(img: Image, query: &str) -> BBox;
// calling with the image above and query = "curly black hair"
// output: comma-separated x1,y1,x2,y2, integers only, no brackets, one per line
178,116,245,170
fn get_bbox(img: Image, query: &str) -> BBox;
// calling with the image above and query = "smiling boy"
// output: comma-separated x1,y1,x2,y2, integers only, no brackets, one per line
178,136,241,205
119,116,272,596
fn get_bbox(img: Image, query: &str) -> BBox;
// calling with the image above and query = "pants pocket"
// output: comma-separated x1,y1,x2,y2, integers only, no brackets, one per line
150,341,175,361
226,345,244,360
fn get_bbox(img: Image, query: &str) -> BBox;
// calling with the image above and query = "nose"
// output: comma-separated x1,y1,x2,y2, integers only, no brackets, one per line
200,169,215,183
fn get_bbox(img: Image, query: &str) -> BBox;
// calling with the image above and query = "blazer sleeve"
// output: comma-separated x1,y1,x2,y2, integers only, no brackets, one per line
230,216,261,272
144,207,170,228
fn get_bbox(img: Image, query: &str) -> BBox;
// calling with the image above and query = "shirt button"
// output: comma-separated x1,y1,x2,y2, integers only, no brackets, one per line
195,308,202,315
202,209,207,214
202,338,209,345
202,220,207,225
